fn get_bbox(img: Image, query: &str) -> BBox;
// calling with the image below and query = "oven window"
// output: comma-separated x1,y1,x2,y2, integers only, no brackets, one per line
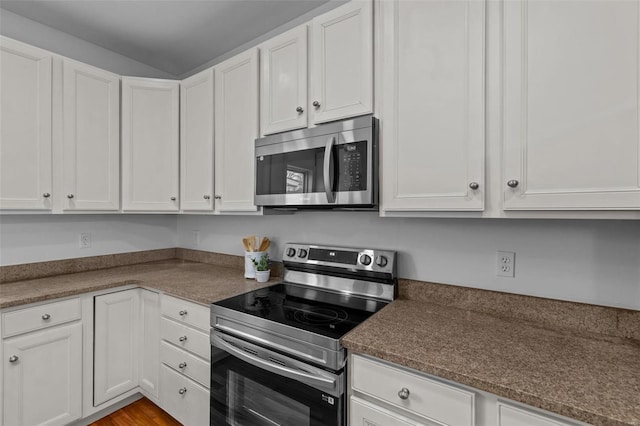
211,350,343,426
256,146,329,196
228,371,310,426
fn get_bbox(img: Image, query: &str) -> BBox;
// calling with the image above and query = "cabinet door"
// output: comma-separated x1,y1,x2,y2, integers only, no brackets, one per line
3,322,82,426
0,37,52,210
260,25,308,135
180,68,215,211
94,289,140,406
122,77,179,211
311,1,373,124
503,0,640,210
139,290,160,399
62,59,120,211
214,49,259,212
380,0,485,212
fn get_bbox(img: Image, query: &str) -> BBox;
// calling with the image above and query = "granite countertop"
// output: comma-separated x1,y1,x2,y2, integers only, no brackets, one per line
342,299,640,426
0,259,272,309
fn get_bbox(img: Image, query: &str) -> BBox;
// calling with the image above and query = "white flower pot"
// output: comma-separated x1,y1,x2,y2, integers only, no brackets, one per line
255,270,271,283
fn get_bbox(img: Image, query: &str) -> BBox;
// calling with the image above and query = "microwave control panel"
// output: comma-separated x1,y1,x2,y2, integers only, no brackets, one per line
337,141,367,191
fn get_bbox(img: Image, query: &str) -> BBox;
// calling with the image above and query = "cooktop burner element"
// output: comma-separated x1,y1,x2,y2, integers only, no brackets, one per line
292,306,348,326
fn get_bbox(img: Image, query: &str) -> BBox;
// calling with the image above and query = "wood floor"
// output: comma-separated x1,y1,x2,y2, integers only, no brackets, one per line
90,397,183,426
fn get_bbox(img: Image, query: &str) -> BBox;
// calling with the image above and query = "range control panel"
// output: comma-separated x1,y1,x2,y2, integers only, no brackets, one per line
282,243,396,275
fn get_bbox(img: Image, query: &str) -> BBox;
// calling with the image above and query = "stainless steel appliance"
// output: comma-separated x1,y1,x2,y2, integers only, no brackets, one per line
254,115,378,208
210,243,397,426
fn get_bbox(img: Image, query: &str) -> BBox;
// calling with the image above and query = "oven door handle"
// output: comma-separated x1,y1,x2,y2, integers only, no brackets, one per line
323,136,336,203
213,334,338,392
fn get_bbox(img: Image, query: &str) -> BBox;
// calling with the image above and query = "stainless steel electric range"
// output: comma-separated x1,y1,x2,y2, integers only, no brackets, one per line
210,243,397,426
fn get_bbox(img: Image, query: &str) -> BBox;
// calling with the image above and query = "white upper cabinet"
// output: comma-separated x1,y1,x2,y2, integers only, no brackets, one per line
0,37,52,210
260,25,308,135
122,77,180,211
62,59,120,211
311,0,373,124
214,49,259,212
180,68,215,211
380,0,485,212
503,0,640,210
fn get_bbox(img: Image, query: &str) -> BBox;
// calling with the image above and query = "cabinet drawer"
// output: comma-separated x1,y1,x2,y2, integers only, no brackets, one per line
160,317,210,360
2,298,81,338
498,402,577,426
160,340,210,388
350,396,418,426
159,364,210,426
351,355,475,426
161,294,209,331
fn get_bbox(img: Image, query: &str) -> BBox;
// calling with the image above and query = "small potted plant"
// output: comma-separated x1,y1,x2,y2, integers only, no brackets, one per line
251,253,271,283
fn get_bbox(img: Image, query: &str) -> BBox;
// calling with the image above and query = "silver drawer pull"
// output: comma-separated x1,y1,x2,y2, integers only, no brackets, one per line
9,355,19,363
179,336,188,342
178,362,187,369
42,313,51,320
178,387,187,395
398,387,410,400
179,310,187,316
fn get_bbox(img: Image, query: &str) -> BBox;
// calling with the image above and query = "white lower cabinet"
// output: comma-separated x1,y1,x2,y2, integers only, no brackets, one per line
350,354,587,426
2,300,82,426
351,354,475,426
93,289,140,405
159,364,210,426
159,294,211,425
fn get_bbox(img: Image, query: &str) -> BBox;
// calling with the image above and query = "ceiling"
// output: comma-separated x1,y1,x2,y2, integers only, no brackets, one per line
0,0,331,76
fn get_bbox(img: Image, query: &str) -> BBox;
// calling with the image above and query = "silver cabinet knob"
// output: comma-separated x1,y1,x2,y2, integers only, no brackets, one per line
178,387,187,395
398,387,410,400
214,195,222,200
170,196,177,201
312,101,321,108
9,355,19,363
296,106,304,113
67,194,74,199
179,336,188,342
42,314,51,320
507,180,519,188
179,310,187,316
469,182,479,190
178,362,187,369
203,195,210,200
43,193,51,198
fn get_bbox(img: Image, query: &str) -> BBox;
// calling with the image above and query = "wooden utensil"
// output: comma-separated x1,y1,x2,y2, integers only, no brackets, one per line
258,237,270,252
242,237,250,252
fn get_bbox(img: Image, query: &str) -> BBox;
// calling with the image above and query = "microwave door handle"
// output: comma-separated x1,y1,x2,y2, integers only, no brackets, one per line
323,136,336,203
212,334,338,392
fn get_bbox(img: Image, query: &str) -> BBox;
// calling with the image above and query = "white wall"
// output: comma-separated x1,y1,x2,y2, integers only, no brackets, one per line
0,215,177,265
177,213,640,310
0,9,174,78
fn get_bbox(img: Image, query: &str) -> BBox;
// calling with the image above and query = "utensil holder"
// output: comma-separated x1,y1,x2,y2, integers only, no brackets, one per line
245,251,266,279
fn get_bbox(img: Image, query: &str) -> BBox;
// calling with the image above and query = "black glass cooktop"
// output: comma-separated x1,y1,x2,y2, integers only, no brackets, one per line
213,283,388,340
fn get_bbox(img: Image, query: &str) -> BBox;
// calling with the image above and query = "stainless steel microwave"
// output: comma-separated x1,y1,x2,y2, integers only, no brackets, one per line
255,115,378,208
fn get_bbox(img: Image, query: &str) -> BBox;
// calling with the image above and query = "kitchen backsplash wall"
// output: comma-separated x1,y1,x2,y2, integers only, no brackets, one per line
0,215,177,266
177,213,640,311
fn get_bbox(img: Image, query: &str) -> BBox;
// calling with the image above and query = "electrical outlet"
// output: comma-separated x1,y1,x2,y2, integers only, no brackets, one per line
192,230,200,247
497,251,515,278
79,233,92,249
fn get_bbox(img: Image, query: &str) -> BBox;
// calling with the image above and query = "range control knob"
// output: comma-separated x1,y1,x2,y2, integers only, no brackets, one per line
375,255,388,267
359,254,372,266
297,249,308,258
286,248,296,257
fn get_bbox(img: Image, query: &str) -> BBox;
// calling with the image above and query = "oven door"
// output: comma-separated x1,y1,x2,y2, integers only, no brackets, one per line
211,331,344,426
